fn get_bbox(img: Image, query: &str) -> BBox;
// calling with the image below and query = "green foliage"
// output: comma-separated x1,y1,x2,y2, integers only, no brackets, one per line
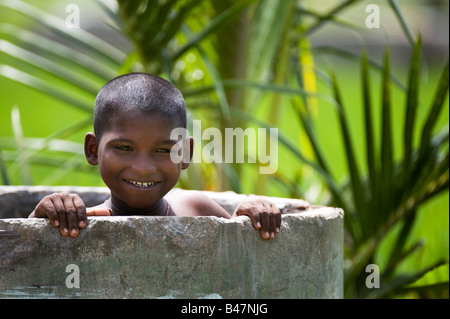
334,43,448,298
0,0,448,298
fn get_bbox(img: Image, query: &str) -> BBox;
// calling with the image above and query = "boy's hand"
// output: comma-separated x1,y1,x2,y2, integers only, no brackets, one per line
232,197,281,240
29,193,87,237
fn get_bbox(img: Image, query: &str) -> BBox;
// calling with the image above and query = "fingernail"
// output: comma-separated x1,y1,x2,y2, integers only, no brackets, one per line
71,229,78,236
63,228,68,235
276,227,280,233
79,221,86,228
54,220,59,227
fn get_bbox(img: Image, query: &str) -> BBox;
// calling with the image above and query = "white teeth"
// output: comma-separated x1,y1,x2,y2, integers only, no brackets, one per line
126,180,156,187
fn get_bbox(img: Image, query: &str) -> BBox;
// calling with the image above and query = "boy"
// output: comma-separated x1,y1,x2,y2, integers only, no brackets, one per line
29,73,281,240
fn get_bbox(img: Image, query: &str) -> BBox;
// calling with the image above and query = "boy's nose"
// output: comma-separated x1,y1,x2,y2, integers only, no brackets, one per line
132,154,157,175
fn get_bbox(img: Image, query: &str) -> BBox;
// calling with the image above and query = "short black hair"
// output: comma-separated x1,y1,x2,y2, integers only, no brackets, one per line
94,73,186,139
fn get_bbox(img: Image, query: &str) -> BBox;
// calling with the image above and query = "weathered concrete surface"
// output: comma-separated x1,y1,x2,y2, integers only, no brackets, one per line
0,186,343,299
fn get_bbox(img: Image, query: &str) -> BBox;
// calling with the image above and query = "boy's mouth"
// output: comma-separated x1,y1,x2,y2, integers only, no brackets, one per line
124,179,159,188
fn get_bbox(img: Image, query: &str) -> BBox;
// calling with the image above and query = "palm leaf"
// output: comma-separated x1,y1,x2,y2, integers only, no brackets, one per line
388,0,416,46
0,1,123,116
397,282,449,298
0,146,11,185
384,213,420,278
10,106,32,185
39,154,89,186
401,36,421,193
1,149,96,175
339,43,448,297
361,51,380,234
245,0,293,84
11,116,92,170
364,260,447,299
301,0,361,37
296,6,364,32
0,39,100,96
0,0,126,66
291,95,330,177
417,59,449,167
195,39,231,123
331,72,366,239
313,46,407,91
0,65,93,112
0,23,117,80
172,0,255,61
182,79,330,102
380,48,394,221
229,107,346,204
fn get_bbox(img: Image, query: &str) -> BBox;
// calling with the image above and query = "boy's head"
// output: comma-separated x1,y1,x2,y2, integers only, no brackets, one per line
93,72,186,140
84,73,193,211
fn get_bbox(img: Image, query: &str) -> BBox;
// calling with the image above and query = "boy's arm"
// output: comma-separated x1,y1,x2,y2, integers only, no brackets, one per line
29,193,88,237
232,197,281,240
166,190,231,218
170,190,282,239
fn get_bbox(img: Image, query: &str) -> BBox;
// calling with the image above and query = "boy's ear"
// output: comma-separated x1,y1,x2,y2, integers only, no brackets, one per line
181,137,194,170
84,132,99,165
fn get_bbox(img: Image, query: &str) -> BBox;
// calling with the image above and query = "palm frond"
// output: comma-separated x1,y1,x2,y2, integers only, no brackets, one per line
388,0,416,46
401,36,422,194
0,0,126,66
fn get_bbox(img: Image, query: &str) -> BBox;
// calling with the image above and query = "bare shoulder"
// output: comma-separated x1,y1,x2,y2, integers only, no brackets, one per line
165,190,231,218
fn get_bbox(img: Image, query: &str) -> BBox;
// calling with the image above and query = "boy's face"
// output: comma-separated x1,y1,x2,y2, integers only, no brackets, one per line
85,111,188,210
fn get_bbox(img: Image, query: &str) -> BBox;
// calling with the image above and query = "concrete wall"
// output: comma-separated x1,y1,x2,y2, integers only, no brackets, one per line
0,186,343,299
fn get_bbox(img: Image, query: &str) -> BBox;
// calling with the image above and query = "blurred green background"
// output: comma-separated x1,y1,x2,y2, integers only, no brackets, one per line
0,0,448,298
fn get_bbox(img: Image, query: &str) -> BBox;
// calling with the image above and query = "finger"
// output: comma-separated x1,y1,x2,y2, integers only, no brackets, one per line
63,195,79,237
275,211,282,233
35,196,58,226
237,207,261,230
265,202,281,235
259,211,270,240
72,195,87,228
269,212,277,233
269,212,277,239
252,211,262,230
51,195,69,237
247,208,262,230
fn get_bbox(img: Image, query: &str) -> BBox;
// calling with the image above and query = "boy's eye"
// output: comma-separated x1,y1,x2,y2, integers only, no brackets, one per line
156,148,171,153
115,146,133,151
